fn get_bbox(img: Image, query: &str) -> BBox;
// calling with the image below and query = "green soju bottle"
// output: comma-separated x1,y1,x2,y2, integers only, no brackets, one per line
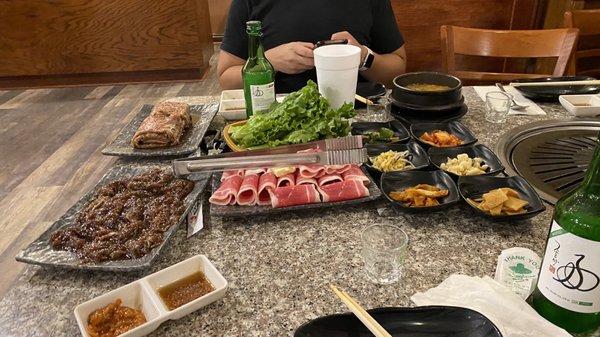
242,21,275,117
531,133,600,333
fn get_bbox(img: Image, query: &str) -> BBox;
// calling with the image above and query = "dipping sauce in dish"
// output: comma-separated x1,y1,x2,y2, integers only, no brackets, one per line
404,83,451,92
158,271,214,310
87,298,146,337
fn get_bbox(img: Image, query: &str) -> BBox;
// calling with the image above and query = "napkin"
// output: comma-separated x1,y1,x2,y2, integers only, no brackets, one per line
474,86,546,116
411,274,572,337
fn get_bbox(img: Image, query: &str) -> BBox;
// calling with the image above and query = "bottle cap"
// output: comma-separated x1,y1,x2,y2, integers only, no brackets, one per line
246,21,262,35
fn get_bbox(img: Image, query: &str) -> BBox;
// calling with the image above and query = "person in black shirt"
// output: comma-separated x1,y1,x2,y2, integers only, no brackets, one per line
218,0,406,93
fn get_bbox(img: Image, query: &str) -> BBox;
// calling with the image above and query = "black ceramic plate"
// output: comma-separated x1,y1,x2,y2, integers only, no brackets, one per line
381,170,460,212
410,121,477,148
355,82,386,108
388,103,468,124
102,103,218,158
365,141,429,182
210,167,382,218
15,163,211,271
295,306,503,337
351,120,410,144
428,144,505,179
458,175,546,221
513,76,600,101
390,95,465,112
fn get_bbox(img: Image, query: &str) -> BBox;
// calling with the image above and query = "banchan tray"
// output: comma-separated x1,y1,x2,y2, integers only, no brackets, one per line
102,102,218,158
16,163,211,271
294,306,502,337
210,167,382,218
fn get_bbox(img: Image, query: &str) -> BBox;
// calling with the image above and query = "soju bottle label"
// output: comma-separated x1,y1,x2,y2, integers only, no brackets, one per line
537,220,600,313
250,82,275,113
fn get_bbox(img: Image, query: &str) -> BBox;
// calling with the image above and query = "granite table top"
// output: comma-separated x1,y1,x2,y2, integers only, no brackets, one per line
0,88,588,336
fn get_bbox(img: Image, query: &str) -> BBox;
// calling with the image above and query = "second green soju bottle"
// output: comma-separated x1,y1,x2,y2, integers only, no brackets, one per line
242,21,275,117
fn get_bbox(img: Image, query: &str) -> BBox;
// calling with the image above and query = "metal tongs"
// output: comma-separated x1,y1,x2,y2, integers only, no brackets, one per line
173,136,366,175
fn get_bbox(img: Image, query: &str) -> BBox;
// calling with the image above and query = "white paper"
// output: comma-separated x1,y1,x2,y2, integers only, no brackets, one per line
411,274,572,337
474,86,546,116
187,197,204,238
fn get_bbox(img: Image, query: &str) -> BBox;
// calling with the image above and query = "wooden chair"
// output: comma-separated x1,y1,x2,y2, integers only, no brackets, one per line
440,25,579,83
565,9,600,78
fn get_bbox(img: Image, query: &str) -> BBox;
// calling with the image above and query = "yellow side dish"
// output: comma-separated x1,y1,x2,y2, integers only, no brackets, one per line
370,150,415,172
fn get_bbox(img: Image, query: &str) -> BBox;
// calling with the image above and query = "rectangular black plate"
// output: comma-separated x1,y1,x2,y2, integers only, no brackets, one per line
210,167,382,218
15,163,211,271
102,103,218,158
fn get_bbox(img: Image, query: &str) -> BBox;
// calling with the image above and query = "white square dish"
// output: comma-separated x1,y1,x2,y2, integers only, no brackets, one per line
559,94,600,117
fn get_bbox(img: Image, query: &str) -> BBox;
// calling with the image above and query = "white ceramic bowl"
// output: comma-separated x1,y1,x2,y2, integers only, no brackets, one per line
559,94,600,117
74,255,227,337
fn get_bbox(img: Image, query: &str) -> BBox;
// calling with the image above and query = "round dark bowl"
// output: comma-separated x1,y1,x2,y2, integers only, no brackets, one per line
392,72,463,108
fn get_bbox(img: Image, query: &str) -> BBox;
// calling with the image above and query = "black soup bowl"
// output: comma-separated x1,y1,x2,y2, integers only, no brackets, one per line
381,170,460,213
458,175,546,221
365,141,430,182
428,144,505,180
392,71,463,108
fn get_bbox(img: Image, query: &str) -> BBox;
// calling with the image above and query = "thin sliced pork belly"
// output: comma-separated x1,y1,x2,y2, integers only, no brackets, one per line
277,173,295,187
237,174,260,205
298,164,325,178
317,174,343,186
325,164,352,175
342,165,370,186
296,175,318,186
318,179,370,203
269,184,321,208
245,168,267,175
258,172,277,205
221,169,245,181
209,175,244,205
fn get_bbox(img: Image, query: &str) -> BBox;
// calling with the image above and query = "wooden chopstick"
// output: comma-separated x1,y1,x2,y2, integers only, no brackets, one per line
329,285,392,337
509,80,600,87
355,94,374,105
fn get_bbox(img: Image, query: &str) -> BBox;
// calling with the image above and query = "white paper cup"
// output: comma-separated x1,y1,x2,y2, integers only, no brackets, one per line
314,45,361,109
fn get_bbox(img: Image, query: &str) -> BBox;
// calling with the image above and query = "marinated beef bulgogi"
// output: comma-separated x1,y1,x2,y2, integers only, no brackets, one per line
50,169,194,262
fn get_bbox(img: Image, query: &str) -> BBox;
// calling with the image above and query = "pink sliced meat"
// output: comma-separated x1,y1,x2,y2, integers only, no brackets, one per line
318,179,370,203
342,165,370,186
277,173,296,187
209,175,244,205
257,172,277,205
296,175,318,186
298,164,325,178
325,164,352,175
245,168,267,175
221,169,245,181
317,174,343,186
269,184,321,208
237,174,260,205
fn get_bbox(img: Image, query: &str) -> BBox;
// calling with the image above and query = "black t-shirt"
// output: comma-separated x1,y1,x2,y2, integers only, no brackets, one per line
221,0,404,93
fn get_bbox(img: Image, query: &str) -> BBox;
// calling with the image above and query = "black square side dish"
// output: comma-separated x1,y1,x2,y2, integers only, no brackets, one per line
410,121,477,148
458,175,546,221
381,170,460,213
351,120,410,144
428,144,505,179
294,306,502,337
365,141,429,182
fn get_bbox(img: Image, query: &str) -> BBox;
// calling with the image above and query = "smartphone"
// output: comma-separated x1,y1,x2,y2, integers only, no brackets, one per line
314,39,348,48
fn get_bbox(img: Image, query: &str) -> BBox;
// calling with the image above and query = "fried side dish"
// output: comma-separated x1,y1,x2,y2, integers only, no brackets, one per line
389,184,449,207
440,153,489,176
87,298,146,337
419,130,462,147
50,169,194,262
370,150,415,172
466,187,529,216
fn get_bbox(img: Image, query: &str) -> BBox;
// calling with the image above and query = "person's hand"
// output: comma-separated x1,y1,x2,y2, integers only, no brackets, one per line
265,42,315,74
331,31,368,64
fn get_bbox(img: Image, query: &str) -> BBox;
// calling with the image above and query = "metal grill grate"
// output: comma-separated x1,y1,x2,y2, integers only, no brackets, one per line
496,120,599,204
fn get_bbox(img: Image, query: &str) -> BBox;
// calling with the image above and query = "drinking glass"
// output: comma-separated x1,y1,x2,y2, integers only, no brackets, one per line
485,91,511,123
361,224,408,284
355,96,391,122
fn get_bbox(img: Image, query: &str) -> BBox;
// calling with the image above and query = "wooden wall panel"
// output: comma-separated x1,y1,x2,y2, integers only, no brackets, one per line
208,0,232,38
0,0,213,87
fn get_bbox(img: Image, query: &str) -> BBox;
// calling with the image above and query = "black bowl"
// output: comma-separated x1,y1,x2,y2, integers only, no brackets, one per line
458,175,546,221
388,103,469,124
355,82,386,108
381,170,460,212
295,306,503,337
513,76,600,101
410,121,477,148
428,144,505,179
390,94,465,113
392,72,463,108
365,141,430,182
351,120,410,144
